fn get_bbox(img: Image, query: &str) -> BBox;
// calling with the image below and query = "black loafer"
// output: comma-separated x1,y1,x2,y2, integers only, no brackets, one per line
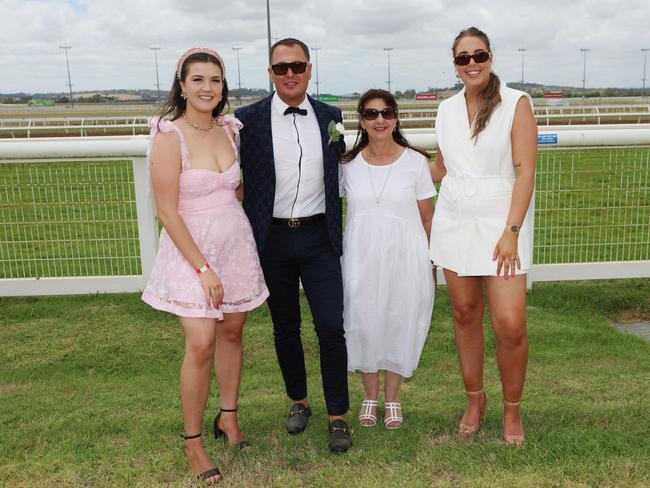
286,402,311,435
328,419,352,453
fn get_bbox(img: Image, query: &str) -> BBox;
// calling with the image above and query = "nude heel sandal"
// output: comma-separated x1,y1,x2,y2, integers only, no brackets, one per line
503,399,525,447
458,389,488,436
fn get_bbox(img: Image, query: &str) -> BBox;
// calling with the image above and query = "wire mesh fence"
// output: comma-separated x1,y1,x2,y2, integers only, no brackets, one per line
0,147,648,282
534,147,650,264
0,160,140,279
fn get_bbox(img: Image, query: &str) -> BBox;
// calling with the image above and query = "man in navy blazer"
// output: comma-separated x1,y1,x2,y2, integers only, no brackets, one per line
235,38,351,453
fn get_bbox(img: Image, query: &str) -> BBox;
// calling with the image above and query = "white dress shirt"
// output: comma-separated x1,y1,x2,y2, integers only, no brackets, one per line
271,92,325,218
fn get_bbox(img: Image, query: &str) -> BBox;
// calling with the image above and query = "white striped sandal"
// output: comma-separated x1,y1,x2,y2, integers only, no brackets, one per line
384,402,403,429
358,399,378,427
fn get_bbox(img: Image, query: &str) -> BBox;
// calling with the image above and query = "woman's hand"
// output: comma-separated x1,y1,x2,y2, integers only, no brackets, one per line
493,229,520,279
199,268,224,309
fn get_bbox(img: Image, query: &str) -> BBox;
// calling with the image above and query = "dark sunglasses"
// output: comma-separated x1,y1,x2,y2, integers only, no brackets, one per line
270,61,308,75
360,107,398,121
453,50,490,66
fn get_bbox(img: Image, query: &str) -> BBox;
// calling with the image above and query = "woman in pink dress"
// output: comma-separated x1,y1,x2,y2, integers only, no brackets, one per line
142,47,269,484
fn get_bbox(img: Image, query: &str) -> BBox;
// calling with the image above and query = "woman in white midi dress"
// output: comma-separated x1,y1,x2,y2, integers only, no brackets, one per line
429,27,537,446
341,89,436,429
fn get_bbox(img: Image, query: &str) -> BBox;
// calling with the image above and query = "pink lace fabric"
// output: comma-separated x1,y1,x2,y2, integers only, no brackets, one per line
141,116,269,319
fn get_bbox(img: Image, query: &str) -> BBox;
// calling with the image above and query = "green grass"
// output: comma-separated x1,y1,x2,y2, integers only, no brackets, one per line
1,280,649,487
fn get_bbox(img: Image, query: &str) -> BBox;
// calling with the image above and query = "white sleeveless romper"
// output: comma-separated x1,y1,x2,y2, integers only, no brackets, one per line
429,85,534,276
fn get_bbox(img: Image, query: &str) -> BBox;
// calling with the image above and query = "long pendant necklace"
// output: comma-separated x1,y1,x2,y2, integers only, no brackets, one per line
367,163,393,204
183,112,216,131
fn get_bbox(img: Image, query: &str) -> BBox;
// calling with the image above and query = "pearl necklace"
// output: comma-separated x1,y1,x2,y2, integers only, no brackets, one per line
183,112,216,132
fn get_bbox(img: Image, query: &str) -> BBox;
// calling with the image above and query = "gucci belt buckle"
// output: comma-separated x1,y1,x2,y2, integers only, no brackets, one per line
288,218,301,228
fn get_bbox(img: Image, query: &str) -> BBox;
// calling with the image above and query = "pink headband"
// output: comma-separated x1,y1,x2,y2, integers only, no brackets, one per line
176,47,226,82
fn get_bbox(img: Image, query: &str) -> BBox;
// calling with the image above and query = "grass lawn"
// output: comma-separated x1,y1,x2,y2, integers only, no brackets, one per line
1,279,649,487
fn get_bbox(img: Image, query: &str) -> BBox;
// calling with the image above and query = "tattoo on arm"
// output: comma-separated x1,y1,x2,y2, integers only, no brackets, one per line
513,162,522,168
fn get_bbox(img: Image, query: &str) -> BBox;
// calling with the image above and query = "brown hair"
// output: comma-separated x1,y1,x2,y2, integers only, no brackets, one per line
340,89,430,163
157,52,229,129
453,26,501,140
269,38,310,63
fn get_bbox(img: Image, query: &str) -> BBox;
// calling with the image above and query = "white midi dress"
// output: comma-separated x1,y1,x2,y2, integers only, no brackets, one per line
429,85,534,276
341,148,436,377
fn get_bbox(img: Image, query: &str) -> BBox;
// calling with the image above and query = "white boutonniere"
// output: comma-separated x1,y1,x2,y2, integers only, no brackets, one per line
327,121,345,145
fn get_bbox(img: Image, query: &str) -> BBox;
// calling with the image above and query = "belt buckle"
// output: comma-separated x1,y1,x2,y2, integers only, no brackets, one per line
288,218,301,228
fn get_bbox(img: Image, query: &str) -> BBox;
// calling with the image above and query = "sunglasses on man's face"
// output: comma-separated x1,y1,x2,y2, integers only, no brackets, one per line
453,50,490,66
360,107,398,121
270,61,308,75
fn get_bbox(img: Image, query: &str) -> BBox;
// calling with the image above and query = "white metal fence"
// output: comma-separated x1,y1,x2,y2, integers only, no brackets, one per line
0,127,649,296
3,104,650,138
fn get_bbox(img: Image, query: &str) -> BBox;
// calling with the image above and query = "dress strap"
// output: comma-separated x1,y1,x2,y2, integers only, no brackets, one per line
217,115,243,160
148,117,190,171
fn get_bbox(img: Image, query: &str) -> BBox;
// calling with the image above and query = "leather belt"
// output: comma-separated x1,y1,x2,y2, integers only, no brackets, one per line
272,214,325,228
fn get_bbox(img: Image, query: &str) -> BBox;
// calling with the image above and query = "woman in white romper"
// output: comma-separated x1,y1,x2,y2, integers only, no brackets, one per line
429,27,537,446
341,89,436,429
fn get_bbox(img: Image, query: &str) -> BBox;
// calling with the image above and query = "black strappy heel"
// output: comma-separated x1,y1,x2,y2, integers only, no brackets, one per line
181,433,222,484
213,407,251,450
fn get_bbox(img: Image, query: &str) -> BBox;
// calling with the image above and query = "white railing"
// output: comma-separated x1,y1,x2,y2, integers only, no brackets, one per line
1,126,649,296
3,104,650,138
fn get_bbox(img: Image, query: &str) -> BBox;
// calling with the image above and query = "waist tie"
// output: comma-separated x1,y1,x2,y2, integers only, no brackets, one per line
445,173,515,202
178,191,238,215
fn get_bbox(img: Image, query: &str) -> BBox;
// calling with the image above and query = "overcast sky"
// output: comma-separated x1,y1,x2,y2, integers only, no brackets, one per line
2,0,649,94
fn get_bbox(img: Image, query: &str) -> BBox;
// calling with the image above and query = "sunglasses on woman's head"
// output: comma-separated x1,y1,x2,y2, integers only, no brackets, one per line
270,61,308,75
453,50,490,66
360,107,397,121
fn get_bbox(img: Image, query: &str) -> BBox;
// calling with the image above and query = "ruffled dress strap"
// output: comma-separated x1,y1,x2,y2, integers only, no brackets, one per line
147,117,190,171
217,114,243,159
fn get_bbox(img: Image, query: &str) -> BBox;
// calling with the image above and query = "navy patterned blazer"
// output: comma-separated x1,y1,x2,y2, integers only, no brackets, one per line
235,94,346,257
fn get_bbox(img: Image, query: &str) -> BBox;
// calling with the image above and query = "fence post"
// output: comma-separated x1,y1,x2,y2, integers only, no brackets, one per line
132,157,159,283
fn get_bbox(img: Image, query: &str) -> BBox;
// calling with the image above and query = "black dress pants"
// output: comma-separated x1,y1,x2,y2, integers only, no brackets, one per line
260,219,349,416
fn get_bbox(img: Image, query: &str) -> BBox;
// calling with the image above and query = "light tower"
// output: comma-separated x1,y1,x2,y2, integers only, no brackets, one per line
518,48,527,84
149,46,162,105
384,48,394,93
59,45,74,108
232,47,243,101
312,47,321,98
580,48,590,97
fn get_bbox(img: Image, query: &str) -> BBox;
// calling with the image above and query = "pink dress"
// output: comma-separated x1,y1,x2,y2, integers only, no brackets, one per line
141,116,269,319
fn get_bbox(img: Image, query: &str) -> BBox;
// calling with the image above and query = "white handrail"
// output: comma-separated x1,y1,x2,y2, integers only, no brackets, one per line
3,126,650,160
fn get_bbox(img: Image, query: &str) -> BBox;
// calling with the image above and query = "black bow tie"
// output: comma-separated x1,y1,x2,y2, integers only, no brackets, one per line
284,106,308,116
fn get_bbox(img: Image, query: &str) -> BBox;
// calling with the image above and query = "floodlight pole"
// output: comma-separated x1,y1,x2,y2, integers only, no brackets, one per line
312,47,321,98
59,45,74,108
518,48,527,84
149,46,162,105
642,48,650,97
232,47,243,101
384,48,393,93
266,0,273,93
580,48,590,97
